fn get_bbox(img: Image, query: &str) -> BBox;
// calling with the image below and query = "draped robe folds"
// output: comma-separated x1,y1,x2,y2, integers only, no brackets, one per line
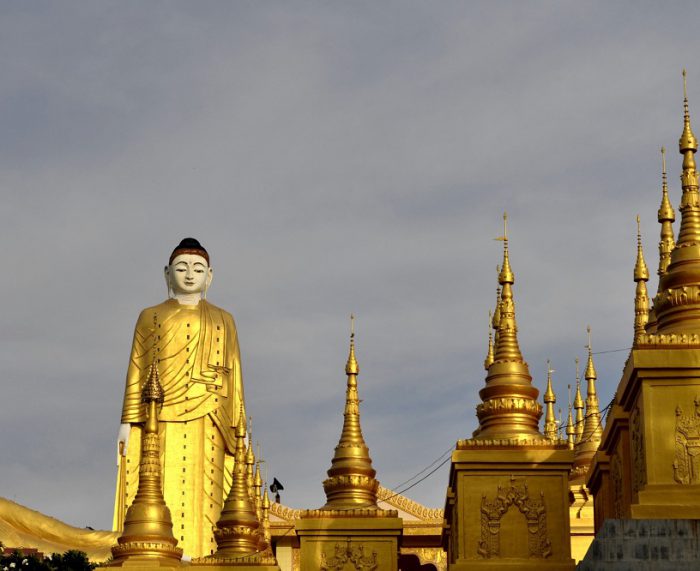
113,299,244,558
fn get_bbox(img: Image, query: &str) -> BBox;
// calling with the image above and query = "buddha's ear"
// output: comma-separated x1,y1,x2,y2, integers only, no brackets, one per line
164,265,171,296
206,266,214,289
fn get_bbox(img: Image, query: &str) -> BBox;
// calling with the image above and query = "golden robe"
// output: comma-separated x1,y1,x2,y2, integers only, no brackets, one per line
113,299,244,558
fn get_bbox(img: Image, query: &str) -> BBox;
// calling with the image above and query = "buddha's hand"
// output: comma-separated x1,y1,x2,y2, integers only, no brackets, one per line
117,423,131,464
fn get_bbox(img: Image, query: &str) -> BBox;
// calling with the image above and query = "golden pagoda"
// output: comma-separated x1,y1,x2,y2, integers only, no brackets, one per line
295,317,403,570
588,70,700,523
189,406,279,570
443,214,575,570
108,361,183,568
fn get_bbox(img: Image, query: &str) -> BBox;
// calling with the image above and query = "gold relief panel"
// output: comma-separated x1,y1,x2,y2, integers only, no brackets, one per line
631,406,647,492
450,501,459,564
610,453,623,518
319,540,377,571
673,396,700,484
476,476,552,560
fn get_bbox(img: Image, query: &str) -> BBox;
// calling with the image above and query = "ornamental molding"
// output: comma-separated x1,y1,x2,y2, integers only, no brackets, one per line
458,437,567,449
376,486,443,520
476,397,542,418
269,488,439,522
636,330,700,347
401,547,446,571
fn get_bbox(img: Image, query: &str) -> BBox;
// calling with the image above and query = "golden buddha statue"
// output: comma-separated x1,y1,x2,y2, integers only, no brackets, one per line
113,238,245,559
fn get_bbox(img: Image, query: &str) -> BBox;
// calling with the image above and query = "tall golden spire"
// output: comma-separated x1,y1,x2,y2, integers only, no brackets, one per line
543,360,558,440
484,311,495,370
111,362,183,564
322,316,379,509
573,358,584,444
574,327,604,475
658,146,676,277
475,214,543,439
634,216,651,341
212,405,263,558
656,70,700,332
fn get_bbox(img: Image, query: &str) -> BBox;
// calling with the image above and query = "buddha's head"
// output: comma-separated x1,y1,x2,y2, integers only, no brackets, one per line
164,238,213,298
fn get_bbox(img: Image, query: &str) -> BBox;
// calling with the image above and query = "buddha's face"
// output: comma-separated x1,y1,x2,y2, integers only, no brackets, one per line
167,254,212,296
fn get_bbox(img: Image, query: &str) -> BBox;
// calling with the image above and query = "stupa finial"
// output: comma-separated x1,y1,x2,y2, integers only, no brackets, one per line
543,360,558,440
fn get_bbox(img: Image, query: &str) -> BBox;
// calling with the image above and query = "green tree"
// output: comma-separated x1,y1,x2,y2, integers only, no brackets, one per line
47,551,94,571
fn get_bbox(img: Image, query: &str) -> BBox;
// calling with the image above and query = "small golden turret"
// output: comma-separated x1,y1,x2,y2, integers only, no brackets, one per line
322,316,379,509
658,146,676,277
245,428,256,498
656,70,700,332
573,358,584,444
543,360,558,440
212,406,263,558
253,460,263,521
558,407,563,440
261,486,272,554
573,327,604,476
566,386,575,451
484,311,495,370
474,214,543,440
110,362,183,564
634,216,651,342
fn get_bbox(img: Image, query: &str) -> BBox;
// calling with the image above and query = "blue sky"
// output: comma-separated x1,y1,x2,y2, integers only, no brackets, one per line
1,1,699,529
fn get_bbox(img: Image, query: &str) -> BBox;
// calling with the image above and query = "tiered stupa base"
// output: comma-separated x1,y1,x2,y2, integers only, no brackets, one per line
444,440,575,571
295,508,402,571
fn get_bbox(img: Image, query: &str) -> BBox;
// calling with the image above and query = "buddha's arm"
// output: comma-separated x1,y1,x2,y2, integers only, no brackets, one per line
228,314,245,427
120,310,152,424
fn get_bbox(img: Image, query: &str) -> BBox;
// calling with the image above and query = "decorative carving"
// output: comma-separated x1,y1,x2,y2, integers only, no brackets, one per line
476,397,542,417
401,548,446,571
476,476,552,559
673,397,700,484
631,406,646,492
610,453,623,518
320,540,377,571
636,330,700,347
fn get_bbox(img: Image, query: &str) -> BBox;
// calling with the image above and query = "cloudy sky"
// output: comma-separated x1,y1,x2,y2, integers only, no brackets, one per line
2,1,699,530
